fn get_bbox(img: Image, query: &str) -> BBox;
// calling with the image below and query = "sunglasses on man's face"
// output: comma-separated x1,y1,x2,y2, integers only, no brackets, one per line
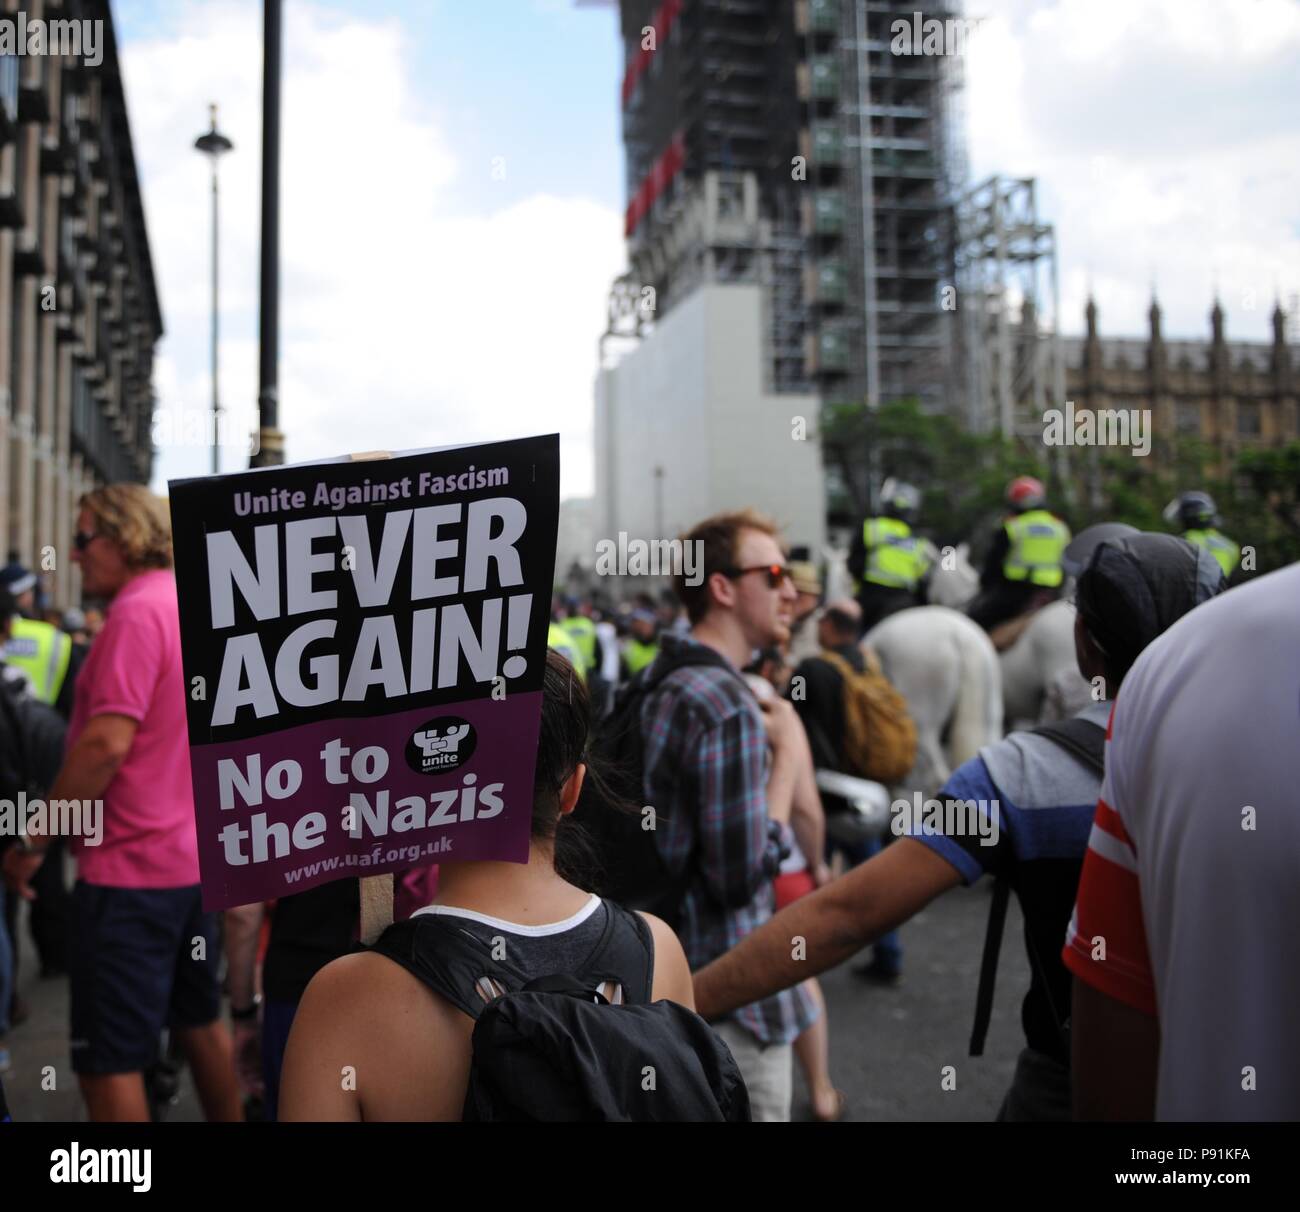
721,563,792,589
73,531,99,552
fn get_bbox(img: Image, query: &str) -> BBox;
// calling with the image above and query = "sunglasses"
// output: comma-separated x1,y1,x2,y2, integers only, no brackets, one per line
721,563,792,589
73,531,99,551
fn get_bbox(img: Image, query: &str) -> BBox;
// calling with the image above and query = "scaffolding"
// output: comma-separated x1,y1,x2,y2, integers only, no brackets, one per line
797,0,963,419
954,175,1064,442
596,0,976,447
604,0,813,394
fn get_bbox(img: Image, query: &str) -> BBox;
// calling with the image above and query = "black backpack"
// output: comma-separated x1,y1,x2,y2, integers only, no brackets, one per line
369,903,751,1122
573,639,754,928
968,716,1106,1057
0,673,65,802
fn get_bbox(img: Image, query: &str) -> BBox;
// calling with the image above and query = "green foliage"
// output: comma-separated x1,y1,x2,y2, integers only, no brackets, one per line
1090,439,1300,573
819,397,1041,542
1230,443,1300,571
820,397,1300,574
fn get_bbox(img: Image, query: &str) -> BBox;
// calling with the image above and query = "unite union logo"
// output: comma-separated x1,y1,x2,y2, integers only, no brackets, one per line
405,715,477,775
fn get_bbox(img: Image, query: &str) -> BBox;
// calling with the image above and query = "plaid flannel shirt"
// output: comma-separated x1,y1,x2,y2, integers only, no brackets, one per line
640,635,818,1046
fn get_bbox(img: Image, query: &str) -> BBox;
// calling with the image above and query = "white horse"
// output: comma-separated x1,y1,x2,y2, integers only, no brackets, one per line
997,599,1089,727
821,544,857,602
824,541,1085,734
923,544,1086,728
823,540,979,608
922,540,980,608
864,606,1003,797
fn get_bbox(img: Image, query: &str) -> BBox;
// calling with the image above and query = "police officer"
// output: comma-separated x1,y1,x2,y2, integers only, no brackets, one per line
967,476,1071,634
1165,491,1240,577
849,478,932,634
0,566,77,980
0,561,74,714
621,608,659,678
558,598,599,676
547,619,587,680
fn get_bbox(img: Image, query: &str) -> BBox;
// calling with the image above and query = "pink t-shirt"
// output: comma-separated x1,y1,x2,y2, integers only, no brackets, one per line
69,569,200,888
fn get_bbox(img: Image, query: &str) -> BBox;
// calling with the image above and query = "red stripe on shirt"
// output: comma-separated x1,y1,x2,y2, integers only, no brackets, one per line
1063,824,1157,1017
1093,796,1136,852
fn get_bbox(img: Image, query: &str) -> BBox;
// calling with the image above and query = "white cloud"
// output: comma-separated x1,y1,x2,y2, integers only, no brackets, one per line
120,0,623,496
963,0,1300,341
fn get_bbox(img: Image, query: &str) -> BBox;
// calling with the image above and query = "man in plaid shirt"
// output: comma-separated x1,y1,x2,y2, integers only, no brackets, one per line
640,509,818,1121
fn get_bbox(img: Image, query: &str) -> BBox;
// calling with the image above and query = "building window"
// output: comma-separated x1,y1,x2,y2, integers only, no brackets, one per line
1175,401,1200,435
1237,402,1261,437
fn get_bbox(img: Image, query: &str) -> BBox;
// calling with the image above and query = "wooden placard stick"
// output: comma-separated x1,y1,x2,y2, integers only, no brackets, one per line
350,449,395,945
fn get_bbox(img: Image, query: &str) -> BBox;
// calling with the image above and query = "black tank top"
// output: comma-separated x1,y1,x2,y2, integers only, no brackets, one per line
402,895,655,1006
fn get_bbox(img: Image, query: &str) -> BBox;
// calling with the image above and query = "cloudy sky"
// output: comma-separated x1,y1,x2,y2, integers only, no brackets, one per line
115,0,1300,497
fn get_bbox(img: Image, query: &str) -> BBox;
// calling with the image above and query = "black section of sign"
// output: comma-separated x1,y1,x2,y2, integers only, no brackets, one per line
168,435,560,746
1,1121,1290,1194
404,715,478,775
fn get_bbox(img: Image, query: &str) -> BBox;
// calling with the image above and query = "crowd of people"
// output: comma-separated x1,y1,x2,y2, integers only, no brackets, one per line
0,474,1293,1123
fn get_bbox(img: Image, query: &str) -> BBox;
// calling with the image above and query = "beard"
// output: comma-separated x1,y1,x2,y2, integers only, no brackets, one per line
768,614,793,646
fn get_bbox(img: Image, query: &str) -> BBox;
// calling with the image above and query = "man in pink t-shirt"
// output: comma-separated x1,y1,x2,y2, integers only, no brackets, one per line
2,484,241,1122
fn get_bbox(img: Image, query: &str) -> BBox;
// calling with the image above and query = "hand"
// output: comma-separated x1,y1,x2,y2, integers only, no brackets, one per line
2,844,46,900
811,862,834,889
231,1019,264,1100
759,697,801,752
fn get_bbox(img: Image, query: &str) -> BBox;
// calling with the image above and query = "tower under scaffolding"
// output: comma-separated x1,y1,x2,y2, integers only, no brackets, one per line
592,0,965,412
587,0,1077,453
801,0,963,417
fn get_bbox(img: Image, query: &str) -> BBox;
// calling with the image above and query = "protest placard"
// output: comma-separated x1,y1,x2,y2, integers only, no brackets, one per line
168,434,560,910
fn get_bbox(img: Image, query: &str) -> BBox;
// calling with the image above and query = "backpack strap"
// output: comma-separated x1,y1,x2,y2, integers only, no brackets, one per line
368,915,531,1021
518,974,609,1002
369,900,656,1015
859,644,885,678
969,877,1011,1057
1029,717,1106,777
631,641,756,927
571,902,655,1004
815,648,854,684
968,717,1105,1056
642,637,754,698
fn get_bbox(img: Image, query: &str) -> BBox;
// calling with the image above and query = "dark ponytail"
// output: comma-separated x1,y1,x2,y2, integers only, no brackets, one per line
532,650,604,888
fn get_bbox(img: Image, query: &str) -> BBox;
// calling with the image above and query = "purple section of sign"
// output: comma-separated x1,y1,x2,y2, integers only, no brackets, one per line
191,692,541,910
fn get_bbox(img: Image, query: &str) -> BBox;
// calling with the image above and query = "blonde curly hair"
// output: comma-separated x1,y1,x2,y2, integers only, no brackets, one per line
79,484,173,571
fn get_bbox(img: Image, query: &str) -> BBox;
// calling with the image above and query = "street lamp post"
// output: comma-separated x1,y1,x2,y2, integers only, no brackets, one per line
194,104,233,476
252,0,284,467
653,465,664,539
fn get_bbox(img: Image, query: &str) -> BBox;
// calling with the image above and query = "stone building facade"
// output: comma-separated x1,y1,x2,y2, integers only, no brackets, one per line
1060,298,1298,466
0,0,161,609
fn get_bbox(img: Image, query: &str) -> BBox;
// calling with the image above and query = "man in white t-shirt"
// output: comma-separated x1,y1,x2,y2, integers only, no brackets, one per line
1064,562,1300,1121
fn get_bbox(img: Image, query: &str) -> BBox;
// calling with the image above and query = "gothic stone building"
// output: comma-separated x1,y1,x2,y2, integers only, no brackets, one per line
1060,298,1297,467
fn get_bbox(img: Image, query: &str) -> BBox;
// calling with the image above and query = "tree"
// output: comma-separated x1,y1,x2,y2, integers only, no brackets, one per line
819,397,1048,546
1231,442,1300,571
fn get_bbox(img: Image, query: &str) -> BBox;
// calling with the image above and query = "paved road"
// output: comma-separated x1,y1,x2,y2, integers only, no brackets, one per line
4,880,1030,1123
791,880,1031,1121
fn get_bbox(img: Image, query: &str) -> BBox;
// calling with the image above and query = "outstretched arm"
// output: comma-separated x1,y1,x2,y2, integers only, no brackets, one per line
693,838,961,1019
